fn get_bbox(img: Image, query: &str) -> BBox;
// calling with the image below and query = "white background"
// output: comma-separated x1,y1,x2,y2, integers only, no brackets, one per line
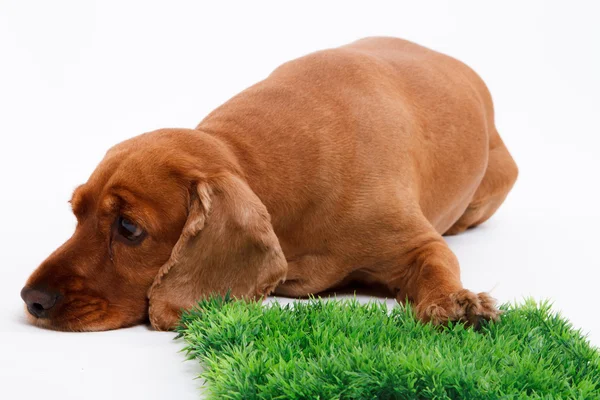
1,1,599,399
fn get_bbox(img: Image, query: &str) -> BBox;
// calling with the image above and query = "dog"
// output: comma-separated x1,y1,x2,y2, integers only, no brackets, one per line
21,37,518,331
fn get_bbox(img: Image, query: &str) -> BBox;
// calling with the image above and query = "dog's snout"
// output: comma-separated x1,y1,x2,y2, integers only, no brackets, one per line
20,286,60,318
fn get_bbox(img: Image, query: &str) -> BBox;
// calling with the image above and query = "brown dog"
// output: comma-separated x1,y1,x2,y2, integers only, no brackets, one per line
21,37,518,331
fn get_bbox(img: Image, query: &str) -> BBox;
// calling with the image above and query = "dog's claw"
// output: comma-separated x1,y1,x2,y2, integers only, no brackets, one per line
417,290,500,329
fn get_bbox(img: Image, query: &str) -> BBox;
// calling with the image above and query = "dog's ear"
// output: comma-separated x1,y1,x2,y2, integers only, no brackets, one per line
147,173,288,331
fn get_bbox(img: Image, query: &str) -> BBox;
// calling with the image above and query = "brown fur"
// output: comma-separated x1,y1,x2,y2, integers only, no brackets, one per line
22,37,518,331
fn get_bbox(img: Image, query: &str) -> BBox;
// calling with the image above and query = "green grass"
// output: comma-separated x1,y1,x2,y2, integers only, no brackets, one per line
177,295,600,399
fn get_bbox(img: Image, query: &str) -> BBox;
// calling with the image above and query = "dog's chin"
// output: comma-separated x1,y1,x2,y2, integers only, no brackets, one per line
23,304,143,332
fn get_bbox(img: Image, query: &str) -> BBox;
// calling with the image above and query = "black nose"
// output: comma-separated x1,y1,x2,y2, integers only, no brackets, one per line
20,287,60,318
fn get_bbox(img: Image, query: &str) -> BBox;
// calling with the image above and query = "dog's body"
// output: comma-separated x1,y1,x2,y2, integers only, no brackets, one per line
22,37,517,331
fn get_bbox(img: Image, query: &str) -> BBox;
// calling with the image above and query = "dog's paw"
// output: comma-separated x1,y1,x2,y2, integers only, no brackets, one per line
416,289,500,329
148,302,182,331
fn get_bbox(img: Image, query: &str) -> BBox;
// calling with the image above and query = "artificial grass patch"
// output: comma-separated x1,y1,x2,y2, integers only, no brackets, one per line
177,296,600,399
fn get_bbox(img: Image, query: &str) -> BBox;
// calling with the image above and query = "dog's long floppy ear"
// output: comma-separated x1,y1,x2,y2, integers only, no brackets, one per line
147,172,288,331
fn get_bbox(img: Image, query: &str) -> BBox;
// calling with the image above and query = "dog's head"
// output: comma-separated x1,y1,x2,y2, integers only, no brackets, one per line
21,128,287,331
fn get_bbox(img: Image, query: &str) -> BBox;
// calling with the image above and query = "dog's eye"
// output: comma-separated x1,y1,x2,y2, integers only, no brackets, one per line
117,216,144,242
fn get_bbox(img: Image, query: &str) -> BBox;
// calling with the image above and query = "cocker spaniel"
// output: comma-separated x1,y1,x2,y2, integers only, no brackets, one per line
21,37,518,331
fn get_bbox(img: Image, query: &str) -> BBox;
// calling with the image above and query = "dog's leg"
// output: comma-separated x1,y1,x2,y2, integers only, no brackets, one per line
378,220,500,327
445,130,518,235
273,254,346,297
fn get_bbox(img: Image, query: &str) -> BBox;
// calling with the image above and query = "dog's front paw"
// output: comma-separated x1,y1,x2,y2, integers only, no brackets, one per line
148,302,182,331
415,289,500,328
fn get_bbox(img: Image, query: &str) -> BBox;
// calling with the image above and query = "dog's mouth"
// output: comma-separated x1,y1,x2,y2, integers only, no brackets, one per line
24,294,116,332
24,291,149,332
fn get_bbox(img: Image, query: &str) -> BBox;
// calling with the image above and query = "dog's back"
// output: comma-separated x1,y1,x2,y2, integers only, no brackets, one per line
199,37,496,236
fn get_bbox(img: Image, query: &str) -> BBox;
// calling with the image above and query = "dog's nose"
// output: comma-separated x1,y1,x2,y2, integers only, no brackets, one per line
20,287,60,318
